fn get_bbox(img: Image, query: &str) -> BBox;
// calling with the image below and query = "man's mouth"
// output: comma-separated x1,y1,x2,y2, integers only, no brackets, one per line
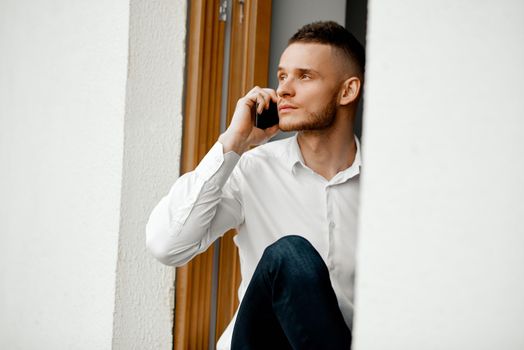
278,104,297,113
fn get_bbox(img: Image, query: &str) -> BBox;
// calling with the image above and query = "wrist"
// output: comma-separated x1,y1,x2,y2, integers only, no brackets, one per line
218,130,249,155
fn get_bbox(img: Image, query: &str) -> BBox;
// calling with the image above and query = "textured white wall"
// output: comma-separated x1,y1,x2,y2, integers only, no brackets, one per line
354,0,524,349
0,0,185,349
112,0,185,349
0,0,129,348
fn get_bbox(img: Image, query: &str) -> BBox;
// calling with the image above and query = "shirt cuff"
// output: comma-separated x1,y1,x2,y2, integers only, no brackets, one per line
194,141,241,188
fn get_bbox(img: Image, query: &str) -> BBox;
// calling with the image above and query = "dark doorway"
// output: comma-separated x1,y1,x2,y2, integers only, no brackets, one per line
346,0,368,140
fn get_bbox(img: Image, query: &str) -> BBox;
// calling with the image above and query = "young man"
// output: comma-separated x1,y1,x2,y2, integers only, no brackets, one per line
146,21,365,349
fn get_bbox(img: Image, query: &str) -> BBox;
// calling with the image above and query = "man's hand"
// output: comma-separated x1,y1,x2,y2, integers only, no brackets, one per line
218,86,280,155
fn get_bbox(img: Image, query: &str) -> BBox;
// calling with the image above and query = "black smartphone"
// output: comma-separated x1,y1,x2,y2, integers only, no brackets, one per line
255,100,279,129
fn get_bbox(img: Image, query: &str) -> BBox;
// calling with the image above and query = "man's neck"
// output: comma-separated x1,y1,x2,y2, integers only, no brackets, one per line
297,125,356,181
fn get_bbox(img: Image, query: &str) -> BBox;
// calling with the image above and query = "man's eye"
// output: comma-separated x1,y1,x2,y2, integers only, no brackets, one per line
301,74,311,80
278,74,287,81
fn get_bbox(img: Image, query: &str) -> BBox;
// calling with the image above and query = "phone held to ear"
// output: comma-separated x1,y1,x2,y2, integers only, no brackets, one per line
255,100,279,129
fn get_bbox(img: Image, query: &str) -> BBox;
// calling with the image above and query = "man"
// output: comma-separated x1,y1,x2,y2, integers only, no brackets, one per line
146,21,365,349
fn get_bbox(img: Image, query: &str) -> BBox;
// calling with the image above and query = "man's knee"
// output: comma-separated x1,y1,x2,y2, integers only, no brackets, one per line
265,235,314,257
260,235,326,280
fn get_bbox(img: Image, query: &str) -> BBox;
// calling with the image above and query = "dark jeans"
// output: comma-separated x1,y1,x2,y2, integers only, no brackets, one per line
231,235,352,350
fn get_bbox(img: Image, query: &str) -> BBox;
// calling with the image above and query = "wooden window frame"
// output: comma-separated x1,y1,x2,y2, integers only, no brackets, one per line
175,1,225,349
175,1,272,349
215,0,272,340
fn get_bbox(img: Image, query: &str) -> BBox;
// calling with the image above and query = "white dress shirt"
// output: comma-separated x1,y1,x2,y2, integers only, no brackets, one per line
146,134,361,350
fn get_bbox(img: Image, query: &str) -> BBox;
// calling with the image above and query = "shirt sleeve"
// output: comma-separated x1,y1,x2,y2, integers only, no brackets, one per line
146,141,244,266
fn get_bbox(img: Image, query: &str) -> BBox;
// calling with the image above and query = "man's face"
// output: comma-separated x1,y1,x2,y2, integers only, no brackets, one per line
276,43,344,132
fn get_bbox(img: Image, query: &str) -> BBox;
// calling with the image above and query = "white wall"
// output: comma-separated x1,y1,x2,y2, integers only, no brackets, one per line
112,0,185,348
354,0,524,349
0,0,129,348
0,0,185,348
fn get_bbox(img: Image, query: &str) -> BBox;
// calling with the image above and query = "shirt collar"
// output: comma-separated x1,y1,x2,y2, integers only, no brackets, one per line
287,133,305,173
287,133,362,182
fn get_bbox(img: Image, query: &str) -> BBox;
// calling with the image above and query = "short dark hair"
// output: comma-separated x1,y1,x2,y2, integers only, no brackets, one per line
288,21,365,77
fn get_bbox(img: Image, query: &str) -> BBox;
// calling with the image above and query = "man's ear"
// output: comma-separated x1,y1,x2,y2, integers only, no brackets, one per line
339,77,361,106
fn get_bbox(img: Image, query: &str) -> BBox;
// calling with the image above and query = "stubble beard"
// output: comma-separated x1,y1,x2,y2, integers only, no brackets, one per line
279,92,339,132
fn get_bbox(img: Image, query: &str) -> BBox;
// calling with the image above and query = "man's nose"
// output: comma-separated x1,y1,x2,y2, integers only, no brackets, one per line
277,79,294,98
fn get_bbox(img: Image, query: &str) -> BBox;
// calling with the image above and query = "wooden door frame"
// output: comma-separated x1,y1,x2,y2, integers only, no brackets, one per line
175,0,272,349
215,0,272,340
175,1,225,349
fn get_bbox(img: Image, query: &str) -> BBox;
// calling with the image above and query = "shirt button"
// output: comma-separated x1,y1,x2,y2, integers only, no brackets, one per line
329,221,335,229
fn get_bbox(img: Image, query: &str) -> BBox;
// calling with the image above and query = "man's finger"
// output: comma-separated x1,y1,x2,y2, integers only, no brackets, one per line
256,95,267,114
247,87,275,113
259,92,273,112
263,88,278,103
